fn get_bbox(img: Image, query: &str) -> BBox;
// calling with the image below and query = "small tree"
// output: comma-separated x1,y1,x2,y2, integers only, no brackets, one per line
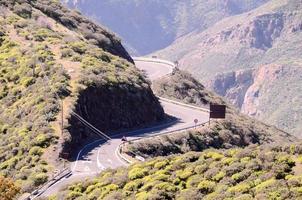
0,175,20,200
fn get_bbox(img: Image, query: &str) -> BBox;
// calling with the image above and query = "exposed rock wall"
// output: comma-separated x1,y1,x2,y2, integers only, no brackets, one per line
210,69,254,108
64,84,165,152
209,64,302,137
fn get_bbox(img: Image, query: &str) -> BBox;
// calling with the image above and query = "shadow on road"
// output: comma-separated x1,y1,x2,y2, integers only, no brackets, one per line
73,117,181,162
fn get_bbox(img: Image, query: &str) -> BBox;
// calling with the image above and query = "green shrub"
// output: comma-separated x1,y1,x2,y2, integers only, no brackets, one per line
231,172,246,182
32,173,48,186
29,146,43,156
14,3,32,19
61,48,73,58
228,183,251,194
255,178,276,192
67,191,83,199
153,174,169,182
154,160,169,169
205,151,224,161
176,169,193,180
34,134,51,147
154,182,177,192
99,184,119,198
198,180,216,193
21,77,35,87
128,168,148,180
124,179,143,191
212,171,225,182
70,41,87,54
136,191,149,200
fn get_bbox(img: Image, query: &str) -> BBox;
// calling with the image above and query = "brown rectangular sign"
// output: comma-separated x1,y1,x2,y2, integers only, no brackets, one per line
210,105,226,119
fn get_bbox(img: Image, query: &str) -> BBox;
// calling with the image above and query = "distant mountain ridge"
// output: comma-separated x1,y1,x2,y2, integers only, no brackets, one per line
63,0,270,55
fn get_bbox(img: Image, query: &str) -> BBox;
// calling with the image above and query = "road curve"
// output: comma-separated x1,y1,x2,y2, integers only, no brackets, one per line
40,58,209,197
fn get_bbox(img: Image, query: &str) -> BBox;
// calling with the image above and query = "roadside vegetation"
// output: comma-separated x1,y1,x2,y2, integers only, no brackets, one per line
52,144,302,200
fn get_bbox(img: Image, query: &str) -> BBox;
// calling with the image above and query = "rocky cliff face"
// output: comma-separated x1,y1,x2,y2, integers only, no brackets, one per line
156,0,302,136
210,69,254,108
210,63,302,137
65,84,165,151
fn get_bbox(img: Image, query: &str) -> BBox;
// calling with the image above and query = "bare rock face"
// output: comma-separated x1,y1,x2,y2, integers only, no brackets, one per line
201,13,284,50
64,84,165,152
209,64,302,137
241,64,290,117
245,13,284,49
210,69,253,108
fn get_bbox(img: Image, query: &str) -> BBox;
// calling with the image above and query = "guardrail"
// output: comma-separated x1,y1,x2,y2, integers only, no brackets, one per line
133,57,176,67
117,120,209,164
159,97,210,113
27,168,71,200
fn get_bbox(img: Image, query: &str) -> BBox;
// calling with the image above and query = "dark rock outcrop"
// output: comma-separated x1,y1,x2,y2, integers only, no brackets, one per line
64,84,165,152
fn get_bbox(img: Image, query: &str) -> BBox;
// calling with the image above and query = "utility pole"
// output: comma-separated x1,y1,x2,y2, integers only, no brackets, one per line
61,99,64,136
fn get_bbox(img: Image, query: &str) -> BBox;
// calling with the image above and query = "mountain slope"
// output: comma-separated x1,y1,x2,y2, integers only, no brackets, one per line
53,69,300,200
124,69,295,158
64,0,270,55
0,0,164,195
155,0,302,136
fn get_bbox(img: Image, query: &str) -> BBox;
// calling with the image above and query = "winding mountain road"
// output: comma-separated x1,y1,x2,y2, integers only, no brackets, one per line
39,58,209,197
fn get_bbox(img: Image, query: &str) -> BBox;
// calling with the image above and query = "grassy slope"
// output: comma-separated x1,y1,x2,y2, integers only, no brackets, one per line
0,0,161,195
154,0,302,135
124,69,295,158
54,144,302,200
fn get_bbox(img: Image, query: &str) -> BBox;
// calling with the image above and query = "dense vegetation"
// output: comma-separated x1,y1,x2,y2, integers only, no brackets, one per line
0,0,163,195
53,144,302,200
124,69,294,158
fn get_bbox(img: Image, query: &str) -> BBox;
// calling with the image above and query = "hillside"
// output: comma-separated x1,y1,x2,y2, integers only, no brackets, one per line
0,0,164,195
64,0,270,55
50,69,300,200
155,0,302,136
123,69,295,158
54,144,302,199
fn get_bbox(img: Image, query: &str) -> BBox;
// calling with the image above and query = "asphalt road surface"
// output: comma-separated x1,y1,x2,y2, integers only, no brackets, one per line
40,58,209,197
